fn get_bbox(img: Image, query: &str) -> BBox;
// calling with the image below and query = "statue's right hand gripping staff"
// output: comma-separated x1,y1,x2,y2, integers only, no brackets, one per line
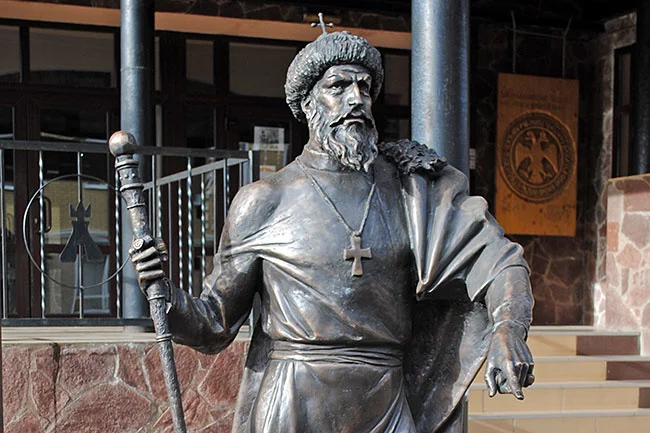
109,130,187,433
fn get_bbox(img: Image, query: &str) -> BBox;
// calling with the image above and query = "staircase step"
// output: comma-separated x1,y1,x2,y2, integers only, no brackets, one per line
473,355,650,385
607,360,650,380
468,409,650,433
527,327,640,357
467,328,648,431
474,357,607,384
468,381,650,414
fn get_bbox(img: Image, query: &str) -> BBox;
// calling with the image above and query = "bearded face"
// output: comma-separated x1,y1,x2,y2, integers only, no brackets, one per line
302,65,379,172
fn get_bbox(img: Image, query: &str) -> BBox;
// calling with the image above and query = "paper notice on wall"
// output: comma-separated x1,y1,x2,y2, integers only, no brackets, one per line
240,126,289,179
495,73,578,236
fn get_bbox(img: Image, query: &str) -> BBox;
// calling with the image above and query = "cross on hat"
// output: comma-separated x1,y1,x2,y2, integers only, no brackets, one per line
311,12,334,35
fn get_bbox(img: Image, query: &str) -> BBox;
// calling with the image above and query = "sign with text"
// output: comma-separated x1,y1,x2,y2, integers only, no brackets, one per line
495,73,578,236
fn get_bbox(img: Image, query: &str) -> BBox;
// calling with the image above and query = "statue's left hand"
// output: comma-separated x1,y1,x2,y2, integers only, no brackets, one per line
484,321,535,400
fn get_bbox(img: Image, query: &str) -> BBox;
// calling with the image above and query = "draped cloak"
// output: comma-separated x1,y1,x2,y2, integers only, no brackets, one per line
168,146,530,433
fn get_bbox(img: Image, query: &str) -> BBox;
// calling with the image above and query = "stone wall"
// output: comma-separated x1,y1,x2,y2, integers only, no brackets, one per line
472,22,599,324
591,14,637,327
471,14,639,325
605,174,650,354
2,342,247,433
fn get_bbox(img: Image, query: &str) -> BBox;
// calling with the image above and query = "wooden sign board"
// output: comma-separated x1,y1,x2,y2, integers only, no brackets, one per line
495,73,578,236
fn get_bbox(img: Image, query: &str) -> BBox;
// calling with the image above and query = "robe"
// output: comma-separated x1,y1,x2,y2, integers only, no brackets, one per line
167,144,531,433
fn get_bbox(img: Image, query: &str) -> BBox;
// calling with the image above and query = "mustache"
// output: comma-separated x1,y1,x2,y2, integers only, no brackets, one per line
329,109,374,128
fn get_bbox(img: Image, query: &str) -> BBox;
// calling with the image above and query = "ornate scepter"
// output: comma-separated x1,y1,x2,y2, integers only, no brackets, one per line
109,130,187,433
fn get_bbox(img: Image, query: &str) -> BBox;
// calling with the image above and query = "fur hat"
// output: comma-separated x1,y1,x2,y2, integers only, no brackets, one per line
285,32,384,123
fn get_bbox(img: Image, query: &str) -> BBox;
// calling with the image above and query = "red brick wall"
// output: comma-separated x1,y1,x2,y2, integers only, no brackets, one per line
2,341,248,433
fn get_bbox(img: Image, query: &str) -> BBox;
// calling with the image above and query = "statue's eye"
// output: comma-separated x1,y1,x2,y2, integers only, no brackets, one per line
358,81,371,95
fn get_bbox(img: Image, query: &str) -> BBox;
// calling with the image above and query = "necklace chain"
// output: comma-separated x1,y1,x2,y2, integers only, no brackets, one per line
296,157,375,236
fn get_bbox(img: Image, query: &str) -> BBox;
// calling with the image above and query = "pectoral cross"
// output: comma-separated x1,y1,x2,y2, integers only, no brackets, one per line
344,234,372,277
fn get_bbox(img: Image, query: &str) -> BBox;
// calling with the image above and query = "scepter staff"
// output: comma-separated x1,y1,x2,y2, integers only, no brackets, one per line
109,130,187,433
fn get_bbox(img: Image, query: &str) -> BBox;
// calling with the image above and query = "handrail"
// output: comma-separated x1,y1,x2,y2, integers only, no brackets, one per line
0,140,250,159
1,138,259,322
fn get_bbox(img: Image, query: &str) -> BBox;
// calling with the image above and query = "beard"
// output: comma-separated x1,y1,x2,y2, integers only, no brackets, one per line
307,108,379,173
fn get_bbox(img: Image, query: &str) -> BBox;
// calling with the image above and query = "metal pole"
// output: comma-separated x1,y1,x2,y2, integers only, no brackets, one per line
39,152,46,318
411,0,470,177
1,149,8,319
411,0,470,430
631,0,650,174
186,158,194,296
120,0,155,318
77,152,84,318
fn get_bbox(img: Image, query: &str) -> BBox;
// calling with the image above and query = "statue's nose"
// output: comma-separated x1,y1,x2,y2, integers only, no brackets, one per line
347,83,363,106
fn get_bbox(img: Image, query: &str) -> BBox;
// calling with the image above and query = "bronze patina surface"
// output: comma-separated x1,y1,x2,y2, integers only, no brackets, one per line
130,31,534,433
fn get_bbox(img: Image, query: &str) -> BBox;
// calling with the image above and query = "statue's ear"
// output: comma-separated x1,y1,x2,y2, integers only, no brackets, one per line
301,95,314,120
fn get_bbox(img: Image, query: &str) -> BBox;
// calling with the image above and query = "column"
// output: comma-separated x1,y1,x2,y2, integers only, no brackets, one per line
120,0,155,318
411,0,470,176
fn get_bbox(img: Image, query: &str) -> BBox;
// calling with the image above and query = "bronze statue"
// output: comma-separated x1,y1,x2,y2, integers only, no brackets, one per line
130,31,534,433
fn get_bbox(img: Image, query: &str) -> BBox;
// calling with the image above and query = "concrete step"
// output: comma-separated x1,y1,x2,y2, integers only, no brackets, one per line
473,355,650,385
527,327,640,357
469,380,650,414
468,409,650,433
467,328,649,432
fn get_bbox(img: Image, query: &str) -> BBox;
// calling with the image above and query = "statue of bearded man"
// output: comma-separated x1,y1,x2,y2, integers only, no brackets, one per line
132,32,534,433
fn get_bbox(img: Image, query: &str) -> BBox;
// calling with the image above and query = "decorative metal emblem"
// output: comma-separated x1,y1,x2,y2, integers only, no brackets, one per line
22,173,127,290
499,111,575,203
60,201,104,263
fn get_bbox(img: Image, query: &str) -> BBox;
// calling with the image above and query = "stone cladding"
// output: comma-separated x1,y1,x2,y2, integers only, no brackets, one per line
2,342,247,432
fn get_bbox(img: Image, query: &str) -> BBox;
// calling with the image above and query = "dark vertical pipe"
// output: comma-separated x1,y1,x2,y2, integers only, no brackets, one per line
120,0,154,318
631,0,650,174
411,0,470,176
411,1,470,430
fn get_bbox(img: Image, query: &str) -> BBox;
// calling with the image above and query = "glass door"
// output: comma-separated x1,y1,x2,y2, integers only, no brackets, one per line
35,105,117,317
0,104,17,317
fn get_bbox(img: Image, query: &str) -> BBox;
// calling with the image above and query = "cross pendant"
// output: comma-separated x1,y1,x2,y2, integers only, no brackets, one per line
344,234,372,277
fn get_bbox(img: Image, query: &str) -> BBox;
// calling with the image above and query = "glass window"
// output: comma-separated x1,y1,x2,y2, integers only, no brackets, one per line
187,105,214,148
37,107,112,316
187,39,214,93
0,106,16,316
39,108,111,246
30,28,115,87
614,48,633,177
384,53,410,105
0,106,14,234
229,42,296,98
382,118,410,141
45,253,111,315
0,26,20,82
155,36,161,91
618,51,631,106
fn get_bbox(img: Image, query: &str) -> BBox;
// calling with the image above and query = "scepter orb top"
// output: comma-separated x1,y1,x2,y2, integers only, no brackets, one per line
109,130,138,157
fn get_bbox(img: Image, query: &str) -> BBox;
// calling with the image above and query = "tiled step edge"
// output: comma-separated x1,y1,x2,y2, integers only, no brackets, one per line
468,408,650,420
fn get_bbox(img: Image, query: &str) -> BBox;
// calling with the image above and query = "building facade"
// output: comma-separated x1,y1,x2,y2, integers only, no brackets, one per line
1,0,649,431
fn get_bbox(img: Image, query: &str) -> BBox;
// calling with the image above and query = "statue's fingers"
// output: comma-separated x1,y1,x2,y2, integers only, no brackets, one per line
131,246,159,263
485,365,498,397
135,258,162,272
495,370,511,394
524,373,535,387
155,238,169,261
504,362,524,400
524,362,535,387
517,362,530,390
138,269,165,283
